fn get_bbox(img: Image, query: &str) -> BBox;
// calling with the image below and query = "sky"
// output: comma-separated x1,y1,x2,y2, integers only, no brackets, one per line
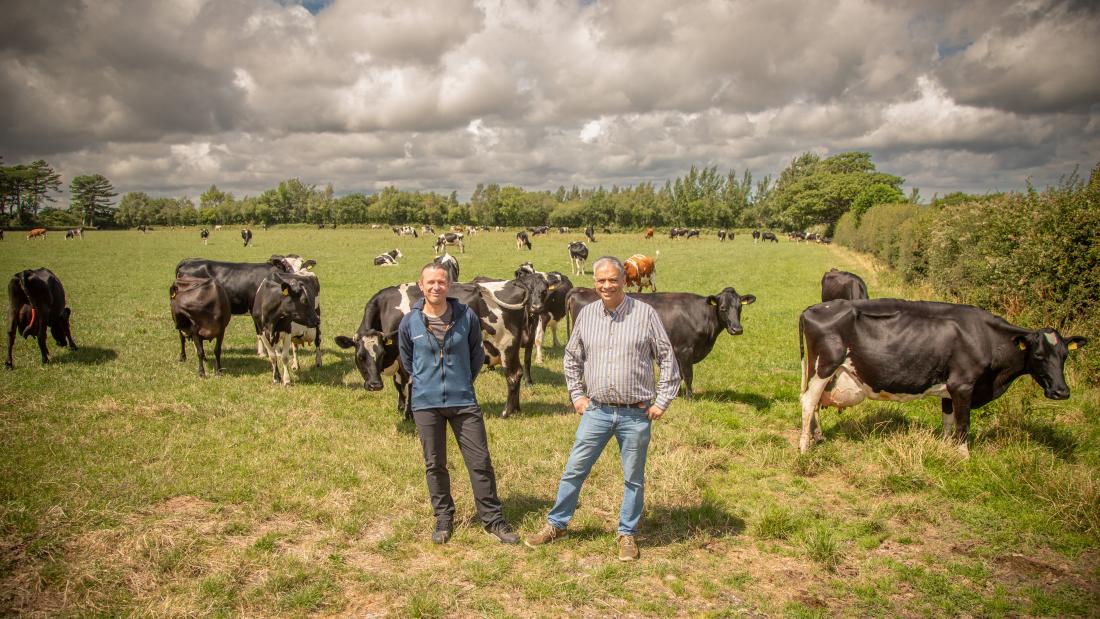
2,0,1099,202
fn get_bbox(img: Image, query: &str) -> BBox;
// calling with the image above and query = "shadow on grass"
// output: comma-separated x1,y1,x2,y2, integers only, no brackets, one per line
480,400,572,419
502,493,555,526
976,419,1079,460
644,500,746,545
525,364,566,386
826,406,914,442
55,345,117,366
693,389,773,410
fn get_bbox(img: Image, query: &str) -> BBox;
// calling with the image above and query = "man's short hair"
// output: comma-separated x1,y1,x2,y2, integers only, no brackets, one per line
592,256,624,278
419,262,451,283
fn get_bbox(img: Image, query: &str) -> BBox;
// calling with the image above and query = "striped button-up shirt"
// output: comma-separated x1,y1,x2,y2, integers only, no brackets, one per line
564,295,681,411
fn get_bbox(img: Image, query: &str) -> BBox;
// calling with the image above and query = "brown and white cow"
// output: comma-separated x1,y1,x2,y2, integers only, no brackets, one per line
624,251,659,292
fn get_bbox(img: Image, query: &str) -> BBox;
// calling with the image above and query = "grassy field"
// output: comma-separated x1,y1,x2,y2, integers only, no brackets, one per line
1,227,1098,617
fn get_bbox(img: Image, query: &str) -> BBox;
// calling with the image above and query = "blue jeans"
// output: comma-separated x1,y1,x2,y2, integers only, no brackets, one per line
547,401,653,535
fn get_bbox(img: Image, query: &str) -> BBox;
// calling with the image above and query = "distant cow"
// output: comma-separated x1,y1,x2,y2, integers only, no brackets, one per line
516,231,532,250
6,268,77,368
798,299,1088,455
170,275,231,377
530,225,549,236
669,227,687,239
241,228,253,247
717,229,729,241
27,228,47,240
645,227,654,240
0,230,4,241
433,253,460,282
65,228,82,240
568,241,589,275
434,232,464,253
820,269,869,302
252,272,321,384
685,229,700,239
761,231,778,243
585,226,596,243
374,249,402,266
200,228,209,245
752,230,761,242
567,286,754,397
623,252,659,292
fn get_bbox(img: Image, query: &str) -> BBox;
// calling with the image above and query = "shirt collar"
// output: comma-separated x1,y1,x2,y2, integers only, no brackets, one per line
601,295,630,317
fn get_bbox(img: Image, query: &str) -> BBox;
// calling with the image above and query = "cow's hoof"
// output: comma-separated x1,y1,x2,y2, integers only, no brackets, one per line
956,443,970,458
4,362,12,370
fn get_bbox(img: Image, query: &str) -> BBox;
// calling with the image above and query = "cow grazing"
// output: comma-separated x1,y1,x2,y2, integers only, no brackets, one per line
27,228,47,240
200,228,209,245
820,268,869,302
645,227,654,240
798,299,1088,455
374,249,402,266
170,275,231,377
6,268,77,368
241,228,253,247
433,253,459,282
251,272,321,384
717,229,727,241
422,225,435,235
567,286,754,398
558,226,570,234
568,241,589,275
669,227,686,239
434,232,465,253
585,226,596,243
761,231,778,243
623,251,659,292
530,225,549,236
65,228,82,240
516,231,532,250
685,229,700,239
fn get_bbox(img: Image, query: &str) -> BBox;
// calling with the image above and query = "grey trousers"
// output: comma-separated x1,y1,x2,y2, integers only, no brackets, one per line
412,404,505,526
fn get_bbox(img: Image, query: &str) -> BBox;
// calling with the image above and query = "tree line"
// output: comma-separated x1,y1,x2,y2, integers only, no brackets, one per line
2,151,912,231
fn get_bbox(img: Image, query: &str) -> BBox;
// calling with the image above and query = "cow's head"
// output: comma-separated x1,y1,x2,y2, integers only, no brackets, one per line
273,274,320,328
515,272,550,314
335,329,396,391
1015,329,1087,400
708,287,756,336
514,261,536,278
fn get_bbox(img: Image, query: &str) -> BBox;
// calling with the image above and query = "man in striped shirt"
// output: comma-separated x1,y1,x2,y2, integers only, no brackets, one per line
525,256,681,561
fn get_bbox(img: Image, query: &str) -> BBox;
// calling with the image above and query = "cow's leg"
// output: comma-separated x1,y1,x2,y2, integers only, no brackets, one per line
940,398,956,440
178,332,187,362
947,386,973,457
5,316,16,369
799,374,831,453
502,344,522,418
314,329,322,367
290,340,300,371
194,336,207,378
35,322,50,364
548,316,560,348
534,316,545,364
522,322,535,386
279,333,293,384
213,335,224,376
679,358,693,399
257,333,265,356
260,333,280,383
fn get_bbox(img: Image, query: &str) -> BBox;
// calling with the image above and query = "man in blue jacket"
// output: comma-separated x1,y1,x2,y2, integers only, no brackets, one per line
399,262,520,545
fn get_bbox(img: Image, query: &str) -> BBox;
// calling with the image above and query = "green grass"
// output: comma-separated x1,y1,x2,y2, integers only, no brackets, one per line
1,227,1098,616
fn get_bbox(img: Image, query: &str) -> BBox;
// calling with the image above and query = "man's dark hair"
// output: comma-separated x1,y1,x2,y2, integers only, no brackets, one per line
420,262,452,283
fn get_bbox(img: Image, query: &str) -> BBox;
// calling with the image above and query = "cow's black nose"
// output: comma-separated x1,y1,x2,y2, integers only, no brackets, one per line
1045,388,1069,400
366,381,384,391
729,326,743,335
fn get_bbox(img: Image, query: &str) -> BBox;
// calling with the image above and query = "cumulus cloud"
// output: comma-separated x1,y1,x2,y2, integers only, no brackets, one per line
1,0,1098,200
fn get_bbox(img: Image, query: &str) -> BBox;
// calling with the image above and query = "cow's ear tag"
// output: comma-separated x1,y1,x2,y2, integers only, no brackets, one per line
171,292,176,299
385,338,393,346
1068,341,1079,350
282,288,289,296
1017,340,1027,351
708,298,717,306
548,285,556,290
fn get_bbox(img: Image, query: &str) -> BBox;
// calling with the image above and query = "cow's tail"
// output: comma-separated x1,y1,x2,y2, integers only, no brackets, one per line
799,312,808,394
17,271,38,336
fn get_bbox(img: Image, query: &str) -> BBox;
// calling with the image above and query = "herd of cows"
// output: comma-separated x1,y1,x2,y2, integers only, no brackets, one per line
3,226,1088,456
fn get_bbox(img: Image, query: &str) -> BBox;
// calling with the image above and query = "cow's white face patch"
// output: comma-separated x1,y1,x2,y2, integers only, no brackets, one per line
396,283,414,314
1044,331,1058,346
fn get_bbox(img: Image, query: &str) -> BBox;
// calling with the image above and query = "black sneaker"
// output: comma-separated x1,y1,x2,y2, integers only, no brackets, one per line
484,520,520,544
432,520,453,544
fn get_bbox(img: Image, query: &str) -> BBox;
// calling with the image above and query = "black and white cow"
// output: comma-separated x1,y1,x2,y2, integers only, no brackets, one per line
392,225,418,237
433,253,460,282
798,299,1088,455
566,286,755,398
374,249,402,266
6,268,77,368
669,227,687,238
200,228,209,245
820,268,869,302
170,275,231,377
530,225,549,236
584,226,596,243
752,230,761,242
761,231,778,243
251,272,321,384
516,231,532,250
717,229,728,241
434,232,465,254
685,229,700,239
568,241,589,275
241,228,253,247
472,273,551,390
515,262,574,365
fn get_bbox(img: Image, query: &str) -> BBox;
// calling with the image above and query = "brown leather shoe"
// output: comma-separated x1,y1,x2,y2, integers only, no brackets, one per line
524,523,566,548
618,534,639,561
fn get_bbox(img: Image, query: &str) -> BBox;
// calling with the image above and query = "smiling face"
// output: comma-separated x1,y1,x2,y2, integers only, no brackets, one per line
418,265,450,307
593,261,625,309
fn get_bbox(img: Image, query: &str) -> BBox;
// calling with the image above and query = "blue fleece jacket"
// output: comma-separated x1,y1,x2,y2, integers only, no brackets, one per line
398,298,485,411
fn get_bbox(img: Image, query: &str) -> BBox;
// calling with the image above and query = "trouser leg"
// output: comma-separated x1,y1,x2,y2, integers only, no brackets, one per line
412,409,454,522
547,405,614,530
615,412,652,535
449,404,505,526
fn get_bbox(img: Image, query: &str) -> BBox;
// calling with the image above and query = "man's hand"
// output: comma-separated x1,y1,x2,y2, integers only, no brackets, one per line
646,405,665,420
573,396,590,415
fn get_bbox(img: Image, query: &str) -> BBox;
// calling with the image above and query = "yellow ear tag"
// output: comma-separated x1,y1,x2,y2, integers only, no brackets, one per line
385,338,393,346
171,292,176,299
708,298,717,306
1017,340,1027,351
282,289,289,296
548,285,556,290
1068,342,1079,350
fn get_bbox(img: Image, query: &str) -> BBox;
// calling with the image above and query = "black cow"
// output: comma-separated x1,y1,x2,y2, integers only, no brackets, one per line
568,241,589,275
761,232,778,243
0,230,5,241
252,272,321,384
6,268,77,368
374,249,402,266
170,275,230,377
585,226,596,242
176,255,316,353
530,225,549,236
516,231,532,250
514,263,573,364
433,253,460,282
566,286,755,398
241,228,253,247
752,230,760,242
434,232,465,253
820,268,869,302
798,299,1088,455
200,228,209,245
685,229,700,239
